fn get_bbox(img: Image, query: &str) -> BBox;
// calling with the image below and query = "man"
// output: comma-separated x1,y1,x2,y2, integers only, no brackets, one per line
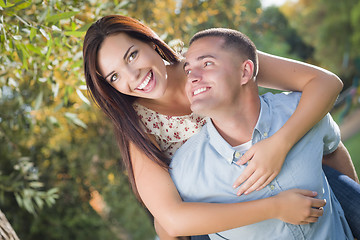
170,28,354,239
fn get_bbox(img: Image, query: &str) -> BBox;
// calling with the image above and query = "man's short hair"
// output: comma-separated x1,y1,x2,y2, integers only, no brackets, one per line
189,28,258,78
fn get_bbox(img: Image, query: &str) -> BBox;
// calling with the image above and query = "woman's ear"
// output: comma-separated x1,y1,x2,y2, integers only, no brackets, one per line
240,59,254,85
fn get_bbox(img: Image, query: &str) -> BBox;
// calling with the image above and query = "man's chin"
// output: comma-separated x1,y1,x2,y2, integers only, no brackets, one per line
190,103,209,116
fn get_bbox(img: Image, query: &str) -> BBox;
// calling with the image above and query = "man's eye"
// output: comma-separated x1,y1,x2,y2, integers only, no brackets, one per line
110,73,119,82
204,61,213,67
128,51,138,62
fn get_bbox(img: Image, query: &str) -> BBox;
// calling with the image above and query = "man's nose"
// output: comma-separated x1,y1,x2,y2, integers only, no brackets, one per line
188,69,202,83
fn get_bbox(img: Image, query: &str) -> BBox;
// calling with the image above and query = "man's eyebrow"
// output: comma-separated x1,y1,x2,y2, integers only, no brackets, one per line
198,54,216,60
103,45,134,80
183,54,216,71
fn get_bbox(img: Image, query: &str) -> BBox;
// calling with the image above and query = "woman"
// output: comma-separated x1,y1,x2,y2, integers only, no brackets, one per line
83,15,359,239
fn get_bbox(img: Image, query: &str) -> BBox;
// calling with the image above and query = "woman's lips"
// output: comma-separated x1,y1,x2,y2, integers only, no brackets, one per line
136,70,156,93
137,71,153,90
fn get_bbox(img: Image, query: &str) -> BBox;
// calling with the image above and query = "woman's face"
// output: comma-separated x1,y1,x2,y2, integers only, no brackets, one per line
97,33,168,99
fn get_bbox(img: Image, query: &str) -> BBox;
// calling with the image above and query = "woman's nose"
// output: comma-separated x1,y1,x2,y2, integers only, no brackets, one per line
125,66,140,82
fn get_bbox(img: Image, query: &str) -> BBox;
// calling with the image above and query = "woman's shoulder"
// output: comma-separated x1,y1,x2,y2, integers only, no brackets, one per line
133,102,204,125
132,102,207,157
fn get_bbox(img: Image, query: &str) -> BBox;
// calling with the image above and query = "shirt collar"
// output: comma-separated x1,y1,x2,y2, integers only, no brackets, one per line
207,95,272,164
207,118,237,164
252,95,272,143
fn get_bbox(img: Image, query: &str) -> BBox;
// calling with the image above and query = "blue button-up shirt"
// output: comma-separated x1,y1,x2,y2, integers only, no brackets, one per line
170,92,353,240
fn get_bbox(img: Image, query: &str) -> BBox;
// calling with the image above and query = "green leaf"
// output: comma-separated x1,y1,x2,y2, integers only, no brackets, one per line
118,0,130,8
23,197,35,214
13,35,22,40
14,1,31,11
34,90,43,110
77,23,92,32
34,195,44,209
63,31,85,38
14,192,23,207
45,36,53,62
19,43,30,58
39,28,49,40
65,112,87,129
47,187,59,196
26,44,43,55
29,27,36,41
15,42,23,63
76,89,90,105
45,11,79,23
29,181,44,188
0,0,14,8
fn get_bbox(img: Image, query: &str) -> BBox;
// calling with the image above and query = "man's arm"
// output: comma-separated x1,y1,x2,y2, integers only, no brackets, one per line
322,141,359,183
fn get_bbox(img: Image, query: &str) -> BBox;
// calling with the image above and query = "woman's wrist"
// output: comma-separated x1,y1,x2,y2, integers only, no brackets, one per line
267,131,293,154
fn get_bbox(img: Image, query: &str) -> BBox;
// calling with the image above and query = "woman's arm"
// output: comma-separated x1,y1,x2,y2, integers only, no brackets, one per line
257,50,342,150
232,51,343,195
154,219,185,240
130,142,325,237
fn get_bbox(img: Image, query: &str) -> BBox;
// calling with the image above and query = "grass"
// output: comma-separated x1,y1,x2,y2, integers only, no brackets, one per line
343,132,360,178
331,104,360,178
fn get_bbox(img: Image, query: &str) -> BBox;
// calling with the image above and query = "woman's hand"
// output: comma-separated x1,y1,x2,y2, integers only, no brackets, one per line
233,136,291,196
274,189,326,225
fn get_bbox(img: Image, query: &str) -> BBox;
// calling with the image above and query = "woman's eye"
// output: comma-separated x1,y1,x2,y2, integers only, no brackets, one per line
185,69,191,76
128,50,138,62
110,73,119,82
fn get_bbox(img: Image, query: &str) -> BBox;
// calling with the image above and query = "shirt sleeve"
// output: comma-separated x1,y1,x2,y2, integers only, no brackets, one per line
321,113,341,155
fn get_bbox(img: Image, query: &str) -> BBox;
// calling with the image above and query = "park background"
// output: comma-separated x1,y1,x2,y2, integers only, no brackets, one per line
1,0,359,239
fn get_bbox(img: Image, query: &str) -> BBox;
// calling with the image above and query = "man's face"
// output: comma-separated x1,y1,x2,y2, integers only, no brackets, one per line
184,37,244,116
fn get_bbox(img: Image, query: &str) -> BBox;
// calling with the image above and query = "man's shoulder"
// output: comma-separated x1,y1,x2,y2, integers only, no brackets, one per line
262,91,302,115
262,91,301,103
170,123,210,167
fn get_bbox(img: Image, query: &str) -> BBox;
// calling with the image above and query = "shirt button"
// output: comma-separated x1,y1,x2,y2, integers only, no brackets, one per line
263,132,268,137
235,152,241,158
270,185,275,190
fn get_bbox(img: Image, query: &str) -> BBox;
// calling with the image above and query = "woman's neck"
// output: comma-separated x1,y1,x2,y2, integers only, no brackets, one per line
137,61,192,116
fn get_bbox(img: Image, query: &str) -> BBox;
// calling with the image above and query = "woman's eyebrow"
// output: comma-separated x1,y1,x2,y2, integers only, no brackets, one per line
103,45,135,80
123,45,134,60
104,71,115,80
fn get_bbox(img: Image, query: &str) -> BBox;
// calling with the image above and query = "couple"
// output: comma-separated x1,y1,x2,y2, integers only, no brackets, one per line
83,15,359,239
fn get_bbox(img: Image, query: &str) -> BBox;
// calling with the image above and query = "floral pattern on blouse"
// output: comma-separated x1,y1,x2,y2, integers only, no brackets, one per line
133,102,207,158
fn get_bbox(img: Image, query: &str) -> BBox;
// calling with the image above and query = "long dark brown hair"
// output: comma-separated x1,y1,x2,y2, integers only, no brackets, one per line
83,15,182,201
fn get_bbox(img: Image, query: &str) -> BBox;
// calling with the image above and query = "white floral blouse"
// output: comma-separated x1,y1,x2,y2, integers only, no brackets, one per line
133,102,207,157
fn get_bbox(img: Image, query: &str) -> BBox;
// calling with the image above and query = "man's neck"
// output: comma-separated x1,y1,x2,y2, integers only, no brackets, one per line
211,94,261,147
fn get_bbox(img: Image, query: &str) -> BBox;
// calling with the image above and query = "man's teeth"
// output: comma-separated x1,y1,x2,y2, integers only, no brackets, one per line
138,72,152,90
193,87,207,96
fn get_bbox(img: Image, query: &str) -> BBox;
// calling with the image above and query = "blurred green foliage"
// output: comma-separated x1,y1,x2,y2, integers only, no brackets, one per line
1,0,359,239
281,0,360,89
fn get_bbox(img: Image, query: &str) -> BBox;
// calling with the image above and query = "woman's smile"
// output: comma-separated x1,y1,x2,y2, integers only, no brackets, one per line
136,70,156,92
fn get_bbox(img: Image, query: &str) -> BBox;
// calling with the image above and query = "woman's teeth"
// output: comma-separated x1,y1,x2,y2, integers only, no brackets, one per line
137,72,152,90
193,87,207,96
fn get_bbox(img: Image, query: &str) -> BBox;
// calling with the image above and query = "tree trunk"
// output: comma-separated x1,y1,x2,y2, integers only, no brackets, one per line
0,209,19,240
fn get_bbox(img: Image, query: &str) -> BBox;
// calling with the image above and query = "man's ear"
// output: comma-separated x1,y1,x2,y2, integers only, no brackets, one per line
240,60,254,85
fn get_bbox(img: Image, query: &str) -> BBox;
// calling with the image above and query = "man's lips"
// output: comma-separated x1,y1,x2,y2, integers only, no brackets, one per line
192,87,210,96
